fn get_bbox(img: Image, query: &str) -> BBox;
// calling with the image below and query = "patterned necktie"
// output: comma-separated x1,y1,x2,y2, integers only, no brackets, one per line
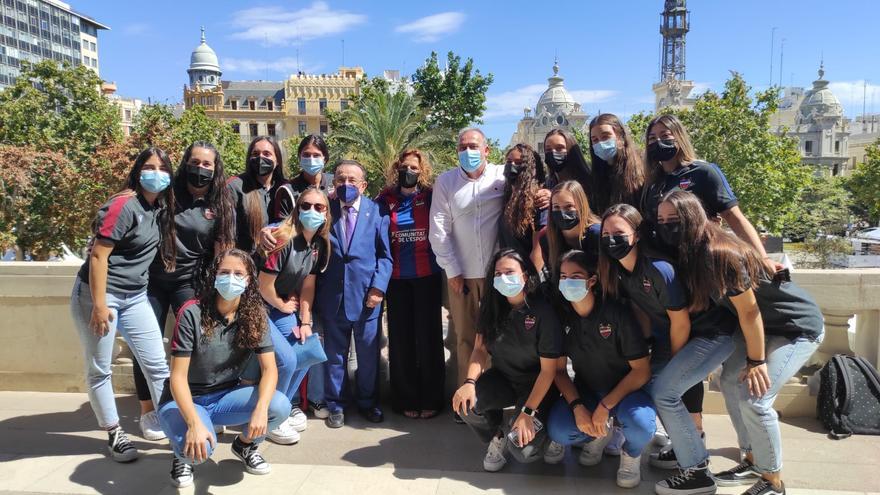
344,205,356,248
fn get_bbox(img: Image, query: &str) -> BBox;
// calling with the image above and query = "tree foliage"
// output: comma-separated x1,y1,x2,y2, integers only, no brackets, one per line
412,51,494,132
846,139,880,225
783,176,852,240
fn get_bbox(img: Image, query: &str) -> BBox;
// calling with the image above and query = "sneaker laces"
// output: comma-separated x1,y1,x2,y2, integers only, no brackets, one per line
241,443,266,466
666,465,701,487
110,428,135,452
744,479,774,495
487,436,506,458
172,458,192,478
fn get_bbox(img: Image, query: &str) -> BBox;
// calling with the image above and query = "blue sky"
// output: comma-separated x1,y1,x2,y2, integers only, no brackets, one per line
76,0,880,143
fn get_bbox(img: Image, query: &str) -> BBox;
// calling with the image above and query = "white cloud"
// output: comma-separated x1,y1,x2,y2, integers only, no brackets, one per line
828,80,880,115
122,23,150,36
484,84,618,120
395,12,465,42
223,57,321,75
230,2,366,46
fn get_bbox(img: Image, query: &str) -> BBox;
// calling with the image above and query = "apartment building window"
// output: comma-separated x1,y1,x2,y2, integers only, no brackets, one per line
124,109,131,121
249,100,255,111
340,99,348,110
319,122,328,135
298,121,307,135
249,123,258,136
835,140,840,153
319,98,327,114
297,98,306,115
230,99,237,110
804,141,813,154
267,123,276,136
231,123,240,134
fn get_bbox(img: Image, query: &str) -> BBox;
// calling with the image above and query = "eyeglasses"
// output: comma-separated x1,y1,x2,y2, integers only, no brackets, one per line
299,201,328,213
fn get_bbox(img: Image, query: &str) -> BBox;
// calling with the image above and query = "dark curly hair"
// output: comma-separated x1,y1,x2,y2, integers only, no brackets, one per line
199,248,268,349
502,144,540,239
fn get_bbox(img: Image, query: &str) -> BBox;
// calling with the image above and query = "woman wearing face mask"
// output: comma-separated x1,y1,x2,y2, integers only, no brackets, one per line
498,144,547,270
588,113,646,214
133,142,235,441
70,147,176,462
375,149,445,419
540,180,601,277
451,248,565,472
257,187,331,443
274,134,334,222
645,193,771,495
641,115,775,274
228,136,285,254
547,250,655,489
542,129,592,192
157,249,292,488
597,204,705,470
660,191,823,495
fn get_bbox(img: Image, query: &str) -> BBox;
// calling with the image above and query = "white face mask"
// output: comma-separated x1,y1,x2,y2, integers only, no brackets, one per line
558,278,588,302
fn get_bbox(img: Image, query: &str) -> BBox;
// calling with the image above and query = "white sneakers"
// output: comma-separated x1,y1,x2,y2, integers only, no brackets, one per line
483,435,508,472
138,410,166,441
604,425,626,456
289,406,308,432
617,452,642,488
654,421,671,447
267,417,300,445
543,440,565,464
579,432,613,466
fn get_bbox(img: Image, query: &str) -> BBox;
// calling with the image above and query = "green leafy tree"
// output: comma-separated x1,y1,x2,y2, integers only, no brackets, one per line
626,111,657,148
846,139,880,225
783,176,852,241
413,51,494,132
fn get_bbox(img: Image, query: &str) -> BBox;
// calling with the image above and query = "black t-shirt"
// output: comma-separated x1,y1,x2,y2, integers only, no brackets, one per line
618,255,687,326
161,301,274,401
227,174,276,254
498,208,546,263
78,193,161,294
722,273,823,339
273,172,334,222
562,299,649,395
150,195,216,283
642,160,739,228
260,235,326,298
481,295,564,387
539,223,602,271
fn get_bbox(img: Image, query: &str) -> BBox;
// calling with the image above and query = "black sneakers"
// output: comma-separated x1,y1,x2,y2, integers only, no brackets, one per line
714,459,762,486
231,436,271,475
654,461,717,495
107,426,138,463
170,457,194,488
651,431,706,469
742,479,785,495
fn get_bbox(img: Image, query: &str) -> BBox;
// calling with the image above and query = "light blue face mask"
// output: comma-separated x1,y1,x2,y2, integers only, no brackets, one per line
559,278,589,302
592,138,618,162
458,149,483,173
299,208,325,231
493,273,525,298
140,170,171,193
215,273,248,300
300,156,324,176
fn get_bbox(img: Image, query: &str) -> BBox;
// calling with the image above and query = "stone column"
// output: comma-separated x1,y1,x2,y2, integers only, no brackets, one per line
813,311,854,366
854,310,880,369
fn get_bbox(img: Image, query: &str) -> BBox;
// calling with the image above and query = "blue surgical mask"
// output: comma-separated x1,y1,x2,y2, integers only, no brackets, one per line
299,208,325,231
300,156,324,176
592,138,618,162
559,279,589,302
493,273,525,298
458,149,483,173
214,273,248,300
140,170,171,193
336,184,360,203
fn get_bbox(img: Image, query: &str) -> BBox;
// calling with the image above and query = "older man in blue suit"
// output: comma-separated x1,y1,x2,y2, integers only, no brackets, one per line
317,160,392,428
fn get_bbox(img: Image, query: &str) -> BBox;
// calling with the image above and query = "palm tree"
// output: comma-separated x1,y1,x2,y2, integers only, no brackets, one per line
327,82,453,194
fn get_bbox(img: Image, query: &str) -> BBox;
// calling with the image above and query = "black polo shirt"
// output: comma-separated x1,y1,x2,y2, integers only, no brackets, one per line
260,235,326,298
618,255,687,326
273,172,334,222
481,295,564,387
78,193,160,294
498,208,546,263
161,301,274,401
721,274,823,340
150,195,216,283
227,174,276,254
539,223,602,271
642,161,738,228
562,299,649,395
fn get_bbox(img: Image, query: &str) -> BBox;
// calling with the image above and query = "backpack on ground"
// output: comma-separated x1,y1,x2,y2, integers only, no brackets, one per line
817,354,880,439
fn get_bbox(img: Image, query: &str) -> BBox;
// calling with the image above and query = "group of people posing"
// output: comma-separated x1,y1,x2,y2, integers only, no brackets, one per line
70,112,823,495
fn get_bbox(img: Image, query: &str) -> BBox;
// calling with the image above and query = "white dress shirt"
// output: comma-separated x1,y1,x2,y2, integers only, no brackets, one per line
429,164,506,279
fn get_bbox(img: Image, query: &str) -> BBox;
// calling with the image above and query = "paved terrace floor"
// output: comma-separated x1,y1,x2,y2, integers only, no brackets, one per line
0,391,877,495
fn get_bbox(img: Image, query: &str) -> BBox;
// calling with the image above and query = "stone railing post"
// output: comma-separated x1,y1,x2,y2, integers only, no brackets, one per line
854,310,880,368
814,311,854,366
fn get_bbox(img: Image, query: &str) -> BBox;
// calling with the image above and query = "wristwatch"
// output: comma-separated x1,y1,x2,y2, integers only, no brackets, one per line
521,406,537,417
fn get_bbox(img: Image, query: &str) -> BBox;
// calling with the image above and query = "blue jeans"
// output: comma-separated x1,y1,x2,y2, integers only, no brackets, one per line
720,332,823,473
307,316,326,404
651,334,734,469
157,385,291,464
70,278,169,428
267,307,308,403
547,390,656,457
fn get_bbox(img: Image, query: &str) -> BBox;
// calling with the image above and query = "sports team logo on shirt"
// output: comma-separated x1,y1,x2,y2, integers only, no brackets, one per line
524,315,536,330
414,199,425,207
642,277,653,292
598,323,613,339
204,208,215,220
564,325,571,335
679,178,693,190
388,202,397,211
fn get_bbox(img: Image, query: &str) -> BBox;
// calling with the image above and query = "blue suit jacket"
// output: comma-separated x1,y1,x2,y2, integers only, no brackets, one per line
316,196,392,323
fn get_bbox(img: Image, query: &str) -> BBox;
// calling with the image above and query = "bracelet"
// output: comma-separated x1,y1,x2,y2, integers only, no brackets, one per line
747,357,766,367
599,400,612,411
300,322,312,327
463,378,476,386
568,398,584,411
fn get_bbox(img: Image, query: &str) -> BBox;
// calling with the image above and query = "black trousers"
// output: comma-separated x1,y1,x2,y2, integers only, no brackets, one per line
133,277,195,402
461,367,558,463
386,273,445,412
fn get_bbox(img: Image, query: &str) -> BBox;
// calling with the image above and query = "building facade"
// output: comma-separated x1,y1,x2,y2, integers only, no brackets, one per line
101,81,143,137
0,0,107,89
508,60,588,154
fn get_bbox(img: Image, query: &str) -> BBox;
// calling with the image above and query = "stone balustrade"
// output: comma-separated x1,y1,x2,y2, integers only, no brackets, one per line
0,262,878,418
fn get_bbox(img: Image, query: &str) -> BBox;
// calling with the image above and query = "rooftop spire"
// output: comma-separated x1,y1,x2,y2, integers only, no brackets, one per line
200,25,206,44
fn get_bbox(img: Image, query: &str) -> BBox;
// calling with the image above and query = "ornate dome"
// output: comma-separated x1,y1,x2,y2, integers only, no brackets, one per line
536,59,577,116
800,63,843,119
189,27,220,73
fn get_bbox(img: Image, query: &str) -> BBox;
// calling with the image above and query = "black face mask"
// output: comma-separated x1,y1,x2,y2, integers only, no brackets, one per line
249,155,275,177
398,169,419,189
550,210,579,231
655,222,682,247
647,139,678,162
600,234,634,260
545,151,567,173
186,164,214,188
503,162,523,182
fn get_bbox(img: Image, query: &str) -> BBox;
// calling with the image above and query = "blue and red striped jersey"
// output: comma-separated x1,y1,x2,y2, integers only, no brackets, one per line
375,187,440,279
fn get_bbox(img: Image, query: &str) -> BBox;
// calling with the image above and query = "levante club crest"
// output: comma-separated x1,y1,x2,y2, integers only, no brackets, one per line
524,315,536,331
598,323,613,339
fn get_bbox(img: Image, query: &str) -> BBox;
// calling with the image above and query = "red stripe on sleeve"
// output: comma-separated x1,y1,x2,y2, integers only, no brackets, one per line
171,299,200,352
265,251,280,272
97,195,131,239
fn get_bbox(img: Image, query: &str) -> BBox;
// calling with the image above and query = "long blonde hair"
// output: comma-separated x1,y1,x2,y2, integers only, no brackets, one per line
263,187,331,273
546,180,601,275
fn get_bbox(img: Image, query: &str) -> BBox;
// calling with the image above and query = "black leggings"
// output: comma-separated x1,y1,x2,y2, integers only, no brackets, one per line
133,278,195,402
